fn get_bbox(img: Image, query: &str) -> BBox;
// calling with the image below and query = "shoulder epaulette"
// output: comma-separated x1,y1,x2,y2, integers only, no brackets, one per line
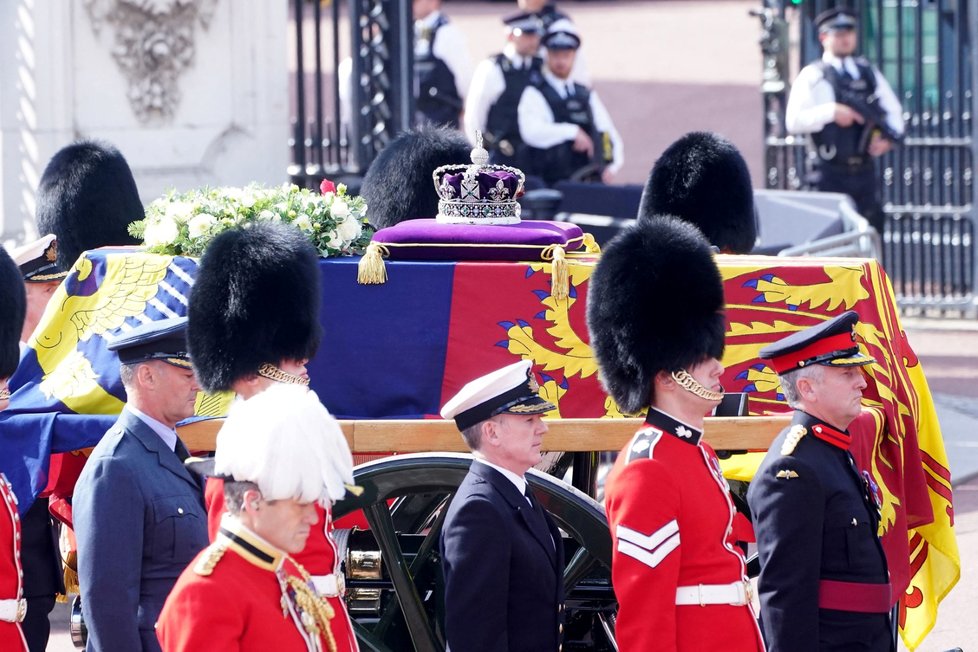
193,542,228,576
780,424,807,456
626,427,663,463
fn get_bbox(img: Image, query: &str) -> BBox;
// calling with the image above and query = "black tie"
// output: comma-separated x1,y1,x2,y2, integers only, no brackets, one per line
174,438,190,462
524,486,554,551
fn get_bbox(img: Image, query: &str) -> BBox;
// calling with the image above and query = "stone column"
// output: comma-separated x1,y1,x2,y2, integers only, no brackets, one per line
1,0,288,244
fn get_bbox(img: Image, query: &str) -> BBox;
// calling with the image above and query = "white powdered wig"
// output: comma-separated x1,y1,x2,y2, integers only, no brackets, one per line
214,383,354,503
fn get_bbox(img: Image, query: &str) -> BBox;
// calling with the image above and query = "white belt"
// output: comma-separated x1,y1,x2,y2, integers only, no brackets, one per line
675,581,752,607
311,573,345,598
0,598,26,623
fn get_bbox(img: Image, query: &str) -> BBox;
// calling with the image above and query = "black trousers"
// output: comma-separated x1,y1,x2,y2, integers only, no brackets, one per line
20,498,63,652
816,163,885,233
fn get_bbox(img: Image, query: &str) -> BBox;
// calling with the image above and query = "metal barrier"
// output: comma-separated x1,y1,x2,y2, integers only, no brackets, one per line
758,0,978,315
288,0,413,188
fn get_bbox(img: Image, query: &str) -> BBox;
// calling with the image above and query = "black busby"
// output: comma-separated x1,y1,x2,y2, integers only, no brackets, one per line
188,222,322,393
638,131,757,254
586,217,726,413
35,140,143,272
0,247,26,378
361,125,471,230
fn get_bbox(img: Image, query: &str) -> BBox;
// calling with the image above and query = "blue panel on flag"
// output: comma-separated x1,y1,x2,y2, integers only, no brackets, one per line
311,259,456,419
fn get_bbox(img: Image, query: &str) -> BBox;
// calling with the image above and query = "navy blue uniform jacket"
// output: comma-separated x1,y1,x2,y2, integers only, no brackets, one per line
73,408,208,652
747,411,892,652
441,460,565,652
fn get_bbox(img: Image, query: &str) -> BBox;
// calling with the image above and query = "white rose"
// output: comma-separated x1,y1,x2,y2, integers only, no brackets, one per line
326,231,343,249
188,213,216,239
294,214,313,232
258,209,276,220
165,201,193,225
331,200,350,218
144,216,179,247
336,216,362,243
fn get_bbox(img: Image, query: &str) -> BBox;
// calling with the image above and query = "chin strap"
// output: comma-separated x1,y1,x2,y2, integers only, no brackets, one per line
671,369,724,402
257,363,310,386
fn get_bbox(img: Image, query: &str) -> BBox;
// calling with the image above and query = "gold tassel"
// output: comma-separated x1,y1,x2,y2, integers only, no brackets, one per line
63,550,79,596
357,243,389,285
543,245,569,301
582,233,601,254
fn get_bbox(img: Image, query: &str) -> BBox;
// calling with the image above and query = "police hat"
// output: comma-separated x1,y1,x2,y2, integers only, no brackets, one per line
503,11,544,35
441,360,556,431
760,310,875,375
638,131,758,254
542,18,581,50
188,221,322,393
586,218,726,414
816,7,858,32
10,234,67,283
361,125,472,230
107,317,191,369
35,140,143,272
0,247,26,379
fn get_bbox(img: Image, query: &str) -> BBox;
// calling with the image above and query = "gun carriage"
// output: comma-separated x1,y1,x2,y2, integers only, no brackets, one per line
1,248,944,650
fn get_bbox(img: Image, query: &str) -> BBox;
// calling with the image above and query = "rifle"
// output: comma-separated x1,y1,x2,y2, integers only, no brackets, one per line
836,86,904,151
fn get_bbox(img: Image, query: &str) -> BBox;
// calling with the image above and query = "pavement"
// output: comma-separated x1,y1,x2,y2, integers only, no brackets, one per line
39,1,978,650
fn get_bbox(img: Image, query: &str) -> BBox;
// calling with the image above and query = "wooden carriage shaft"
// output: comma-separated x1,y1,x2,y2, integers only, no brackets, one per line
178,416,790,453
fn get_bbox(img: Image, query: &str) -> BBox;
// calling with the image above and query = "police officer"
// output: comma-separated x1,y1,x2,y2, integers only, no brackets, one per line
440,360,564,652
157,384,355,652
517,0,590,84
413,0,473,128
464,12,545,171
517,19,623,186
588,218,764,650
747,311,893,651
73,318,209,652
786,8,904,233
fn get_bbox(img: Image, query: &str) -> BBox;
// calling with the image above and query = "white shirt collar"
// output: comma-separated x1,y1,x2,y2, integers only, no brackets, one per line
417,10,442,30
474,458,527,497
821,52,859,77
541,67,573,96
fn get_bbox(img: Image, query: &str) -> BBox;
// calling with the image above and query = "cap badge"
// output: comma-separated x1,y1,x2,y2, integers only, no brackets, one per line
45,241,58,262
527,369,540,393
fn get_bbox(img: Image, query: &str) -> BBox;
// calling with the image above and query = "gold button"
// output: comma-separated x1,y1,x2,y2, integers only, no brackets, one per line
559,624,564,633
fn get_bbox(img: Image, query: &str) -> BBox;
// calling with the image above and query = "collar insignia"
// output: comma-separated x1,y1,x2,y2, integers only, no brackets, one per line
675,425,693,439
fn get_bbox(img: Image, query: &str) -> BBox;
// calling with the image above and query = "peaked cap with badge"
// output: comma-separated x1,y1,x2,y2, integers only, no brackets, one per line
586,217,726,414
542,18,581,50
816,6,858,32
107,316,192,370
0,246,26,380
188,221,322,393
441,360,555,431
35,140,142,272
503,11,545,35
760,309,875,376
361,125,472,230
638,131,758,254
11,234,67,283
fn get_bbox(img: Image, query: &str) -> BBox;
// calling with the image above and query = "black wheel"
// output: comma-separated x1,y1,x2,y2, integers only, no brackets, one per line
333,453,617,652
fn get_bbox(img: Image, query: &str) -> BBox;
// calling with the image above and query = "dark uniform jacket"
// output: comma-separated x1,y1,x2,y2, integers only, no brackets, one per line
415,14,463,127
747,411,893,652
486,54,543,169
441,460,564,652
73,408,208,652
529,80,598,185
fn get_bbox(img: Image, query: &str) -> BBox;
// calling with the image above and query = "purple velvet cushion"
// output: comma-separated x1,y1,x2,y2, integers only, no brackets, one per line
371,219,585,261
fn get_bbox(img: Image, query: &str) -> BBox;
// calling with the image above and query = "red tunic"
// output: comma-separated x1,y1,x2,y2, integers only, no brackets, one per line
204,478,358,651
158,516,350,652
604,409,765,651
0,474,27,652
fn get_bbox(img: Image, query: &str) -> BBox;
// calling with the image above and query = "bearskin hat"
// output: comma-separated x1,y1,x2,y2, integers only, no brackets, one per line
586,217,726,414
361,125,471,229
638,131,757,254
35,140,143,271
0,247,26,378
188,222,322,393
